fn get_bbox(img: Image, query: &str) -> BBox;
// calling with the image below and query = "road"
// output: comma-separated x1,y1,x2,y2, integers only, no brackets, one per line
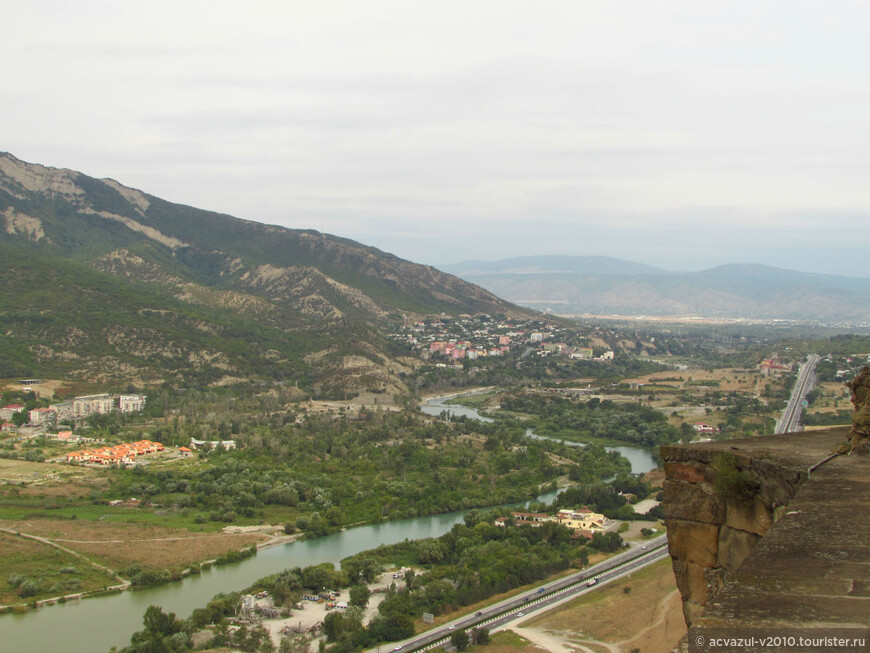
775,354,820,434
378,535,670,653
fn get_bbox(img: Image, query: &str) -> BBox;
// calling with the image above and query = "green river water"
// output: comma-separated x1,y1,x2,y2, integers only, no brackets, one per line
5,395,657,652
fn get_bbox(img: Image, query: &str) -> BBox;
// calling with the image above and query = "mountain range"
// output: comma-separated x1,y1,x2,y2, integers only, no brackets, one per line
0,152,528,396
442,256,870,323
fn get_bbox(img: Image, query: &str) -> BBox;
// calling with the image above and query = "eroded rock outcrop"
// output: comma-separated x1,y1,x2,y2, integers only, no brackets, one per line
663,427,870,643
846,365,870,454
662,434,824,626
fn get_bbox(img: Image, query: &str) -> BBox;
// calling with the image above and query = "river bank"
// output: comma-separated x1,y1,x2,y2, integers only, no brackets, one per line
4,388,659,652
419,392,660,476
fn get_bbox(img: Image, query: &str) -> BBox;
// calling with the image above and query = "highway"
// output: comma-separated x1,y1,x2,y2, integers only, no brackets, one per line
377,535,670,653
775,354,820,434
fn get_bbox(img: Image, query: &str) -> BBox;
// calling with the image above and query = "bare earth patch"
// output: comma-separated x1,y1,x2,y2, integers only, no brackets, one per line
0,458,103,485
485,630,552,653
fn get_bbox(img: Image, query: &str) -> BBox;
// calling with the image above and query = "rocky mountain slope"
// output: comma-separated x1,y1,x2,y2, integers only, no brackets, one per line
0,152,528,396
443,256,870,322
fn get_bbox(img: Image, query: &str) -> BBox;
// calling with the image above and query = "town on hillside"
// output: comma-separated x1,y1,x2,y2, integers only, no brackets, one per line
389,314,614,365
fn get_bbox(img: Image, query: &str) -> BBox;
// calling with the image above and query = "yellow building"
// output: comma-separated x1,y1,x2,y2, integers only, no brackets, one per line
555,507,606,531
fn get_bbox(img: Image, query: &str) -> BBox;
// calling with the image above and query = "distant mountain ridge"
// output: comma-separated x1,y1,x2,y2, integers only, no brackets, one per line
443,256,870,322
443,255,665,276
0,152,529,395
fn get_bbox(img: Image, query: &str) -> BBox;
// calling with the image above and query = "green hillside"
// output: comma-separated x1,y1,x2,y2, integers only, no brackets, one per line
0,152,529,395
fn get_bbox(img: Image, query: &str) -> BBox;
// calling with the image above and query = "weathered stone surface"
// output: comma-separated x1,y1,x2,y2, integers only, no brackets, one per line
671,558,710,602
664,461,706,483
706,590,870,628
847,365,870,452
682,598,706,628
724,496,773,536
667,519,720,568
850,580,870,597
703,566,727,603
718,526,761,571
695,445,870,630
663,479,725,523
751,458,806,506
662,427,868,635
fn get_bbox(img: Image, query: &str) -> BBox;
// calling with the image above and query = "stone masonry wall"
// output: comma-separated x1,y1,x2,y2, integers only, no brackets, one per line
661,429,848,627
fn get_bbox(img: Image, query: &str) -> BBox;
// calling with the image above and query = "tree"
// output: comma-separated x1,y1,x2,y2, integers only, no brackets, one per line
588,531,625,553
349,584,370,608
143,605,182,638
450,630,470,651
471,627,490,645
369,614,415,642
417,540,445,564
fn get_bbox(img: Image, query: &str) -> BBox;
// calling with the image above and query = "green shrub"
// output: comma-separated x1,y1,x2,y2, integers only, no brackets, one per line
18,579,41,598
712,453,759,506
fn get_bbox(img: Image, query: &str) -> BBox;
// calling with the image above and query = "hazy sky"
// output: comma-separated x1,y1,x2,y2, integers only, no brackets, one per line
5,1,870,276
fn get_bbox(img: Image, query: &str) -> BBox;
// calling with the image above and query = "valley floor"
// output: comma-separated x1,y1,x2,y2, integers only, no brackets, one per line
501,559,685,653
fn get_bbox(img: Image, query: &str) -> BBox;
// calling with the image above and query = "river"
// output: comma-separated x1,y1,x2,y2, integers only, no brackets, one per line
6,392,657,652
8,508,508,653
419,392,659,475
6,491,563,653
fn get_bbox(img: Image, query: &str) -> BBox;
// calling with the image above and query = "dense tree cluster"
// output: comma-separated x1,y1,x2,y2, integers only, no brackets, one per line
500,393,681,447
343,511,583,617
99,409,628,533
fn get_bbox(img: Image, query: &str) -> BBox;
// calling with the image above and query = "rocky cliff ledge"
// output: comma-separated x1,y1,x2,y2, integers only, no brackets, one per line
662,428,869,630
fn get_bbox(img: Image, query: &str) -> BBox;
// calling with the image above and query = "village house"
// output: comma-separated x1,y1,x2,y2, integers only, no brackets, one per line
570,347,594,360
555,507,607,532
189,438,237,451
65,439,165,466
28,406,56,425
759,358,792,377
0,404,25,421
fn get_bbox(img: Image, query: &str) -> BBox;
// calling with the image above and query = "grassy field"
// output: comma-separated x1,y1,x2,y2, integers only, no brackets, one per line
625,366,766,393
0,457,267,595
0,458,104,484
444,389,499,407
0,530,116,606
477,630,541,653
810,381,852,414
0,457,254,532
519,558,686,653
0,519,264,574
0,499,238,531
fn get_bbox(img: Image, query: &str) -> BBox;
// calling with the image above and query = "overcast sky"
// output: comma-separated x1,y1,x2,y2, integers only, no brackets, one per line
5,1,870,276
